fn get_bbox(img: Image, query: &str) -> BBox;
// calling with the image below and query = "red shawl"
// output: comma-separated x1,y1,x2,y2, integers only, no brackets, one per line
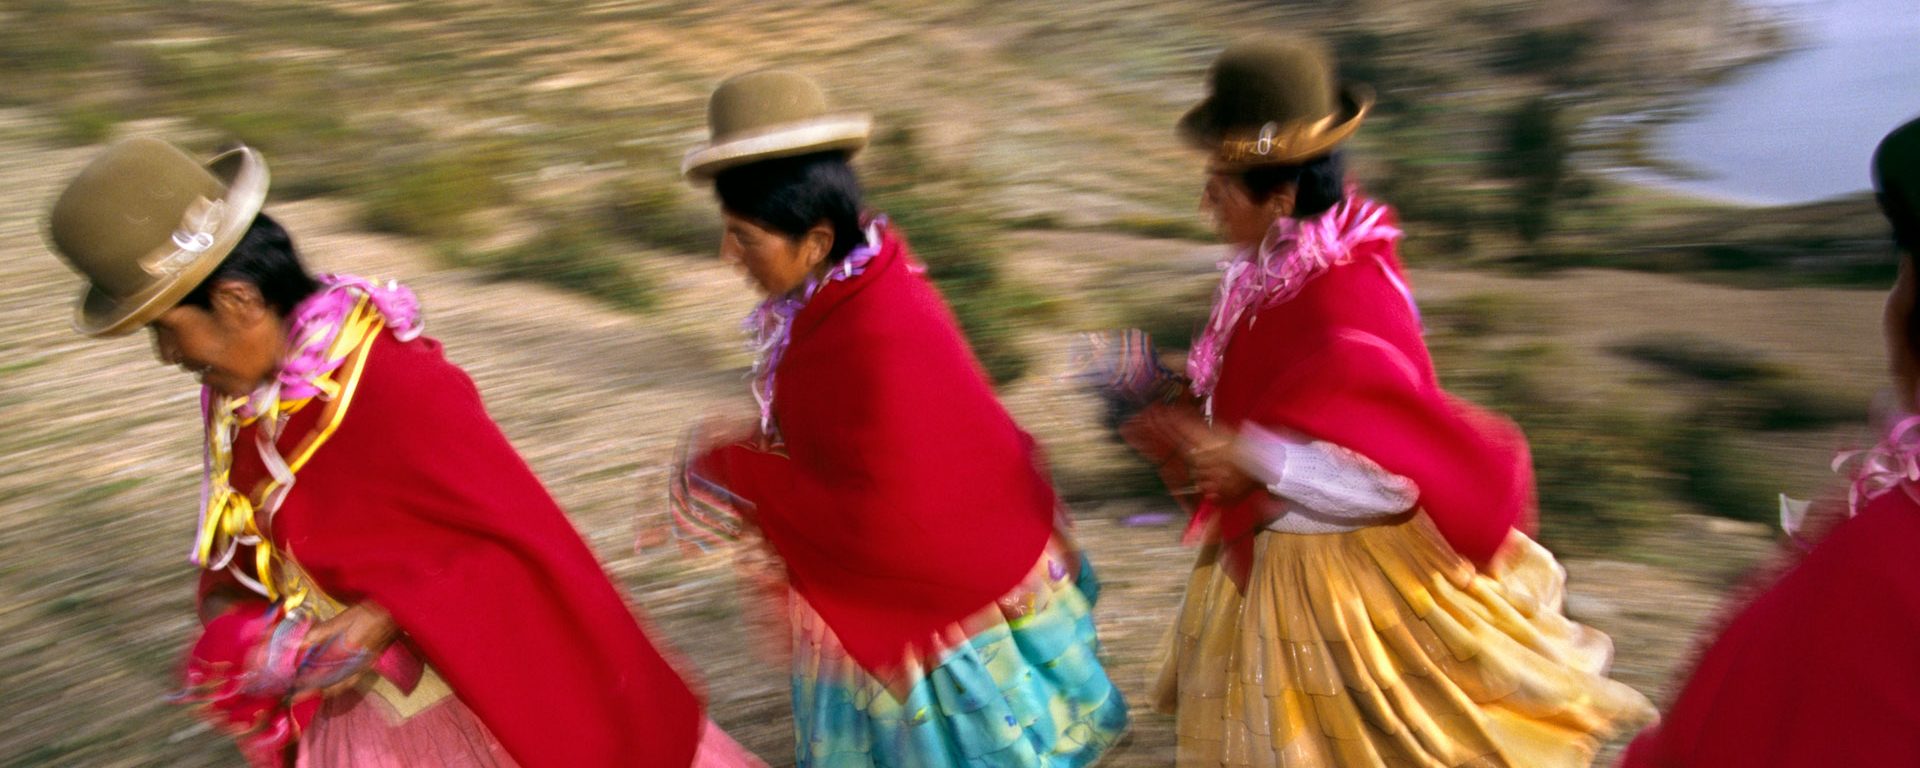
217,332,702,768
1620,490,1920,766
694,225,1058,676
1201,234,1535,576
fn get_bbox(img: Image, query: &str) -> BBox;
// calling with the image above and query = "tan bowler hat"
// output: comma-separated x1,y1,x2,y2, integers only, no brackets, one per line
681,70,871,183
1179,36,1373,169
44,137,269,337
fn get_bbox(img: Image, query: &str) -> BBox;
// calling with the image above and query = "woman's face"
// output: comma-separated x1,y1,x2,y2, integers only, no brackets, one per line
1885,254,1919,411
1201,171,1291,247
720,212,829,296
147,281,285,397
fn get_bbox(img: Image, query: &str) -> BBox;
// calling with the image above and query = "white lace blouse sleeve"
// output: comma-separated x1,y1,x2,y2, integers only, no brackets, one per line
1233,423,1419,528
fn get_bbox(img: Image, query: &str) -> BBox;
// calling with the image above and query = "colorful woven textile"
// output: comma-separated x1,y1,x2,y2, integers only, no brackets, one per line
665,432,756,554
1065,328,1180,406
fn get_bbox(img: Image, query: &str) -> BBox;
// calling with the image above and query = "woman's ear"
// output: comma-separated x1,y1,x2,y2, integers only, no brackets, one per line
210,279,271,326
1271,184,1299,219
801,220,836,268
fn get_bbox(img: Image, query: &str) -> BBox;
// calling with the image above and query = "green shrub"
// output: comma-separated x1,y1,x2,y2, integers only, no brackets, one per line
1113,277,1213,351
1494,96,1573,246
1526,406,1664,552
1441,345,1663,554
360,149,516,241
1491,24,1600,82
1106,214,1215,242
856,118,1044,384
52,105,116,146
454,226,657,313
1613,335,1784,383
1614,335,1861,431
599,179,718,256
1004,212,1068,231
136,46,253,104
1661,415,1780,524
271,164,360,201
204,107,352,159
1424,293,1549,339
877,190,1040,384
1129,303,1207,352
0,6,96,81
1370,149,1488,261
1722,378,1862,431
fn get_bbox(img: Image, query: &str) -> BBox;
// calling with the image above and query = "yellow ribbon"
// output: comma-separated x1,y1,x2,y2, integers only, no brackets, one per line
194,297,385,611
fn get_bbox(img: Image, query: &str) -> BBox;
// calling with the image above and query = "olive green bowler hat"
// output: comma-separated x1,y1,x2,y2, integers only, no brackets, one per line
44,137,269,337
682,69,872,183
1179,36,1373,169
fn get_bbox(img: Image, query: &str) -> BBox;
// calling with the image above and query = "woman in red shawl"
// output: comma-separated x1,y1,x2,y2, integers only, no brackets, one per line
668,70,1128,767
1618,117,1920,767
41,138,759,767
1100,38,1655,766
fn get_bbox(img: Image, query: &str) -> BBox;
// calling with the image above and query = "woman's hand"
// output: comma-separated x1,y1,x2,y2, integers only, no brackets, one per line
1141,406,1261,504
298,601,400,697
1187,439,1261,503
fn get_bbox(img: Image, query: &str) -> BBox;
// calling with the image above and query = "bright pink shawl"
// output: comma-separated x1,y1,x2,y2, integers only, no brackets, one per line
217,332,703,767
1195,200,1535,577
692,224,1058,677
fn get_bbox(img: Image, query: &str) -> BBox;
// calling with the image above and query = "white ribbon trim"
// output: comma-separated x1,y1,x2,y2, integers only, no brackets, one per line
144,197,227,276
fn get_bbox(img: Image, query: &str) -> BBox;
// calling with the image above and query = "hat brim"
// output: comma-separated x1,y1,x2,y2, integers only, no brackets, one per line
682,115,872,183
1176,97,1222,152
74,146,271,337
1179,83,1374,165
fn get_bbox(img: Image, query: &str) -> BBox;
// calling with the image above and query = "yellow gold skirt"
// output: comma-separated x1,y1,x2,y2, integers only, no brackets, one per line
1154,513,1656,767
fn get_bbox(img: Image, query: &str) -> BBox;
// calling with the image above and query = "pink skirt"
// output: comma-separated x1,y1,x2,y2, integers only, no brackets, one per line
296,671,764,767
295,674,515,768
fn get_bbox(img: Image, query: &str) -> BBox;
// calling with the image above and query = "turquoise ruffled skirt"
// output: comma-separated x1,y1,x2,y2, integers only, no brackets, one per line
790,544,1128,767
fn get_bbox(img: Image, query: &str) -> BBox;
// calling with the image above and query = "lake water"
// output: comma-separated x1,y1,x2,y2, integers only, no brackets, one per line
1651,0,1920,205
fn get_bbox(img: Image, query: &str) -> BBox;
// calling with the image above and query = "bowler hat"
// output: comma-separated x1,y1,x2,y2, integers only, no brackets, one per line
682,70,871,183
1179,36,1372,169
44,137,269,336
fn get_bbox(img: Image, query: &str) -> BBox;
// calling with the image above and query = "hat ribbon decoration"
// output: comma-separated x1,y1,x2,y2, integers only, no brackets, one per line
146,197,227,277
1215,116,1337,166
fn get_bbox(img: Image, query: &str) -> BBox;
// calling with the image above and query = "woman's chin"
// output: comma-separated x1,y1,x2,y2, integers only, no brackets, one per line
205,376,254,398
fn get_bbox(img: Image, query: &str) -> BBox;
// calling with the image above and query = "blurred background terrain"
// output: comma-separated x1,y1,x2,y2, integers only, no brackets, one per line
1,0,1915,765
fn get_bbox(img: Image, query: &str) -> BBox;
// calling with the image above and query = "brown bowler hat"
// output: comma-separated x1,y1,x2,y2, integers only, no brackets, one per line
682,69,872,183
44,137,269,336
1179,36,1373,169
